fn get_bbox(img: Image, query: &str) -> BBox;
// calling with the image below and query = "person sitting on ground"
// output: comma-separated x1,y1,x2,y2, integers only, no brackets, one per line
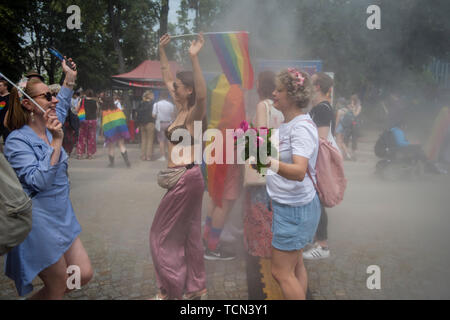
391,121,444,174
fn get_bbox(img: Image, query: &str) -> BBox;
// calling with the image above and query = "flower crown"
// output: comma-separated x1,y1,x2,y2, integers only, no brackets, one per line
287,68,305,89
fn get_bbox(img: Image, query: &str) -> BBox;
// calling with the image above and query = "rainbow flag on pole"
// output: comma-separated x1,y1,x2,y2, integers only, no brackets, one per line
207,32,254,89
77,99,86,121
102,109,130,143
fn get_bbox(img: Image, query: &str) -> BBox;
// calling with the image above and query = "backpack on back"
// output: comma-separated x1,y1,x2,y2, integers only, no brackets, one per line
0,153,32,256
303,119,347,208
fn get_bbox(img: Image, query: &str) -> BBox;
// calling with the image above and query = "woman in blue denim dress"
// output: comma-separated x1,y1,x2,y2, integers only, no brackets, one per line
3,58,93,299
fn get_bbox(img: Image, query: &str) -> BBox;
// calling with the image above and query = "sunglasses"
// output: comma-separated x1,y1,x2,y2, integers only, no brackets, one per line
32,92,53,102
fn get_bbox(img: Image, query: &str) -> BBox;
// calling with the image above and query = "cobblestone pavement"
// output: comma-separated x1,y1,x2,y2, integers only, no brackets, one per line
1,130,450,300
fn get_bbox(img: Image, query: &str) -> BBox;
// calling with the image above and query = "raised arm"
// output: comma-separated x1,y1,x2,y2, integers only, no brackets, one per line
187,32,207,122
159,34,176,102
56,58,77,123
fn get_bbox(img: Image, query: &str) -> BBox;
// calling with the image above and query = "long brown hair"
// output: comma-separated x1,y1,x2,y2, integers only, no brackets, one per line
5,78,43,130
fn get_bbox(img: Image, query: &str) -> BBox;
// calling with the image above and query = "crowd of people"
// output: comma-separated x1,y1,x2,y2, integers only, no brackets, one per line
2,31,447,301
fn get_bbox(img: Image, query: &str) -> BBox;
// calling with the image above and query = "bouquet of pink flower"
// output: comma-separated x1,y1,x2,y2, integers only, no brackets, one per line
234,120,278,176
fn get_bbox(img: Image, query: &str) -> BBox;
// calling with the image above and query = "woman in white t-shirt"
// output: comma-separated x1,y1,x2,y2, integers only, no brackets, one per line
266,68,320,300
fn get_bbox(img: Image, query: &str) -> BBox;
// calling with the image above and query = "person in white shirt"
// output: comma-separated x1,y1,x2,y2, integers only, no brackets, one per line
152,91,175,161
114,95,123,110
265,68,320,300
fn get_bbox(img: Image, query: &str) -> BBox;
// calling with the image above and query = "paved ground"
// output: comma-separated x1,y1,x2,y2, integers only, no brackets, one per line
1,129,450,300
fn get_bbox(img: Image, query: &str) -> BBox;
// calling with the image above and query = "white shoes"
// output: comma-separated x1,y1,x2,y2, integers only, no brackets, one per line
303,243,330,260
158,156,166,161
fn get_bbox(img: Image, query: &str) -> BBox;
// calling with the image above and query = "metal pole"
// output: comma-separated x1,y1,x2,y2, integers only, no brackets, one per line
0,71,46,113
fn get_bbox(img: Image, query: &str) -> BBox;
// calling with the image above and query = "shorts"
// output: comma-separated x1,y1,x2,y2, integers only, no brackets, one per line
222,163,243,201
271,194,321,251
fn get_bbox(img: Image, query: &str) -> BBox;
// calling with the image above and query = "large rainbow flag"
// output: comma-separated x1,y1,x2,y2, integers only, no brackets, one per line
207,32,254,90
204,74,246,207
102,109,130,142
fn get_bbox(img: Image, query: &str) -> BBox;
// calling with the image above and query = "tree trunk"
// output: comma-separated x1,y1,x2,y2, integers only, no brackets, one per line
108,0,126,73
159,0,169,38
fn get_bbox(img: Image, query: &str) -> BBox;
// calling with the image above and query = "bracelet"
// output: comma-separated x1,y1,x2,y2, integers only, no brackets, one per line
161,66,167,70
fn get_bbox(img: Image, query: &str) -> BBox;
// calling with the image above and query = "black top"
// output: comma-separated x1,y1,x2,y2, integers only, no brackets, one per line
0,94,11,140
136,100,155,125
165,116,195,146
309,101,335,134
83,98,98,121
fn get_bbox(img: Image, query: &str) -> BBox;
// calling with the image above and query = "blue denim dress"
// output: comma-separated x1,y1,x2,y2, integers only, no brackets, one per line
3,86,81,296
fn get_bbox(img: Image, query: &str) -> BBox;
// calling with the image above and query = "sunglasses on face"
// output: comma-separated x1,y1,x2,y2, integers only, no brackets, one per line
32,92,53,102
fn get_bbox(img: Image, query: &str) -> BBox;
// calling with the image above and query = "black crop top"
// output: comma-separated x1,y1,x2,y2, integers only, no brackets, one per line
165,117,195,145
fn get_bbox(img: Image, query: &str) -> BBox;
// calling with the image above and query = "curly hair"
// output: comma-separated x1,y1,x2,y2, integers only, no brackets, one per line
276,69,312,109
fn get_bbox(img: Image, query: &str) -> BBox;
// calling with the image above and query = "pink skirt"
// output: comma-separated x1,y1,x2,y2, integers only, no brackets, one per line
149,165,206,299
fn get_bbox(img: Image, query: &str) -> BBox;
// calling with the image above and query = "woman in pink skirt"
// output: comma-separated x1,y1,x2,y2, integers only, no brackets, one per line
149,33,207,300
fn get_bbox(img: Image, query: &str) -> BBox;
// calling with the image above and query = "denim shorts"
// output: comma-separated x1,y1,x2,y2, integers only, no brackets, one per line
271,194,321,251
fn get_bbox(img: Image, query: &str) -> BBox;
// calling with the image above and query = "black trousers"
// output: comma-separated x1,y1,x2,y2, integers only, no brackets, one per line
315,203,328,242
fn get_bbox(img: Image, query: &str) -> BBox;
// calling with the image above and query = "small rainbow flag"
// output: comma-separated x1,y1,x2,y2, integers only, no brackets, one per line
77,99,86,121
102,109,130,142
0,101,6,111
208,32,254,90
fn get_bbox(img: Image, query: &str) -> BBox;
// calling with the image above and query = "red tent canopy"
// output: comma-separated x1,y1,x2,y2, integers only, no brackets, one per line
111,60,180,89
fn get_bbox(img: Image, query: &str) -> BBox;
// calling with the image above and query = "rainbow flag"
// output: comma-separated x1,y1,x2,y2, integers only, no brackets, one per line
77,99,86,121
0,101,6,111
205,74,246,207
208,32,254,90
102,109,130,142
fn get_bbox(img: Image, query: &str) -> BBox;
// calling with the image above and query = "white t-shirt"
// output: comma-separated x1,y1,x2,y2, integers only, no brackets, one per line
153,99,175,122
114,100,123,110
266,113,319,206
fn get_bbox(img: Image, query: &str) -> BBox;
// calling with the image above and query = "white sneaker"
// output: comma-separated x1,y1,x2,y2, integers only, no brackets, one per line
303,244,330,260
158,156,166,161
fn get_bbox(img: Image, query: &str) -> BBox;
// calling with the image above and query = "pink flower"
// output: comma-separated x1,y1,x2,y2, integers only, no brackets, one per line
239,120,249,132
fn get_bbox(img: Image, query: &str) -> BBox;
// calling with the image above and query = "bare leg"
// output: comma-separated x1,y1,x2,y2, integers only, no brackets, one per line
271,247,304,300
118,138,126,153
294,250,308,296
211,199,235,229
63,237,93,293
30,256,69,300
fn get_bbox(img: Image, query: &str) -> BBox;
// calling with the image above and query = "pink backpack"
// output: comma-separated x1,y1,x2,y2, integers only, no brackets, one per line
302,120,347,208
307,138,347,207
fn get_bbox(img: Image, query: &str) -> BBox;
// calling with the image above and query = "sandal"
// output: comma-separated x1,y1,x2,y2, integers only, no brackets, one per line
182,290,208,300
149,293,168,300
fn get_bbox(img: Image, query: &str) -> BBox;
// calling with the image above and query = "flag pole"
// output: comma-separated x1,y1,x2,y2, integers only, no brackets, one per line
0,71,46,113
170,31,249,39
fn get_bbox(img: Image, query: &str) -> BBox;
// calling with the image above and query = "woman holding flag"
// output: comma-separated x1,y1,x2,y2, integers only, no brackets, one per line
3,58,93,299
149,32,207,300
